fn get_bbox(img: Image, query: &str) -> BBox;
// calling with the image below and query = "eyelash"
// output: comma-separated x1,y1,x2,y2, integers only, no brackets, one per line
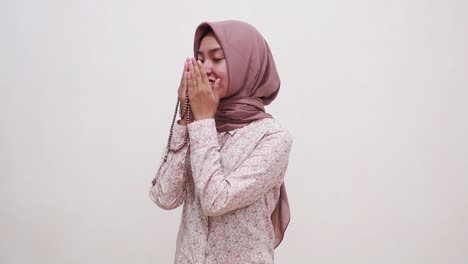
198,58,224,63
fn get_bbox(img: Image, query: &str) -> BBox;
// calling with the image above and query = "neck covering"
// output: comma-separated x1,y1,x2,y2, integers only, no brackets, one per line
193,20,290,249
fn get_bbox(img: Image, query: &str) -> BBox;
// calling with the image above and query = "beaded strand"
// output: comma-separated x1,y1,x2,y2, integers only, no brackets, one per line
163,92,191,162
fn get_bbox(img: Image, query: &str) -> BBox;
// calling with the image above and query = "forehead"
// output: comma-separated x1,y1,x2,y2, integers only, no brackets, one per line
198,33,223,53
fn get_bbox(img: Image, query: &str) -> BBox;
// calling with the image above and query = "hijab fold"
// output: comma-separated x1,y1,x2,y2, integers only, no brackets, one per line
193,20,290,249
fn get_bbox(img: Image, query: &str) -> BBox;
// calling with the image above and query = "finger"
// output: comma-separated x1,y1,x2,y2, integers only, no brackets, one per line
184,59,190,83
212,78,222,99
184,61,190,95
185,57,190,71
191,58,202,87
189,60,198,90
186,71,194,99
181,59,188,80
197,60,209,85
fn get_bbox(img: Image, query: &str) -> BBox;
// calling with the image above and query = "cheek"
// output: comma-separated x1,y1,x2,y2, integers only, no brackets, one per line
218,64,228,84
212,67,229,97
213,66,228,83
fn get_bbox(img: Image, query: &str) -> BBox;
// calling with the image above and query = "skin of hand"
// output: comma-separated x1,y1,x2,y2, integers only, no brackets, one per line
187,57,222,121
177,58,194,126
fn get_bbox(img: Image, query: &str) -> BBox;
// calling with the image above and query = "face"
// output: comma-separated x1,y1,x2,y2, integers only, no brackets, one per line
197,32,229,98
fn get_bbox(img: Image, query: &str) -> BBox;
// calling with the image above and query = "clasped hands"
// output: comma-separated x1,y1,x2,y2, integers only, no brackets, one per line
177,57,221,125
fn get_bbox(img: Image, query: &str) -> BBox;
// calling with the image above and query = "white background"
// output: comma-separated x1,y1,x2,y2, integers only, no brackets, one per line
1,0,467,263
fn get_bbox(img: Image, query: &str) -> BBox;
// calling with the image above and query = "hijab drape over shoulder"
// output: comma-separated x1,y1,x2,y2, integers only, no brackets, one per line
193,20,290,249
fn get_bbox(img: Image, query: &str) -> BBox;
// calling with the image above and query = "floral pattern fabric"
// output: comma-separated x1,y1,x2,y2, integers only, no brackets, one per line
149,118,292,263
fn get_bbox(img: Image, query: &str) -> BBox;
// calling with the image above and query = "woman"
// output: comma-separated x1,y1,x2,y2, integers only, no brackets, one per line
149,20,292,264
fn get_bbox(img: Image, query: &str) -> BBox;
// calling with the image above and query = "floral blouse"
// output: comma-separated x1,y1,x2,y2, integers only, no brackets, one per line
149,118,292,264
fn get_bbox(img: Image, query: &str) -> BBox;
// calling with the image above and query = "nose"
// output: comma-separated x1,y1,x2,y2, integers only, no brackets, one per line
202,60,213,75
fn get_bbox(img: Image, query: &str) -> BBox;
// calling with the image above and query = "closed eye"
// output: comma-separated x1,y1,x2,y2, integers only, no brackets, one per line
198,58,224,63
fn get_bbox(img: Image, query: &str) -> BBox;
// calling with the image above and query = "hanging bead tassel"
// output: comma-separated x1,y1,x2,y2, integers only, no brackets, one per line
163,93,191,162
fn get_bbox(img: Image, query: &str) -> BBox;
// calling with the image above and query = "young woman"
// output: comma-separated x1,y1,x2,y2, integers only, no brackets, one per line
149,20,292,264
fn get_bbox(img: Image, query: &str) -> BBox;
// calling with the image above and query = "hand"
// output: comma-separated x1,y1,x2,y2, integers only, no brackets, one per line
187,57,221,121
177,58,194,125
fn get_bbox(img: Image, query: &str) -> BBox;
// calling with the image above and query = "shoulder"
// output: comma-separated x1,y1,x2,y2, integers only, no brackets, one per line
252,118,293,147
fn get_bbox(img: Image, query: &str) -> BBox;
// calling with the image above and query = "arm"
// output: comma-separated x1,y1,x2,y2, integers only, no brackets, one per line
187,119,292,217
148,122,188,210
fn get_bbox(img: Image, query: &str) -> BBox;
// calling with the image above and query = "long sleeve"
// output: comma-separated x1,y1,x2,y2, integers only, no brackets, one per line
187,118,292,217
148,122,188,210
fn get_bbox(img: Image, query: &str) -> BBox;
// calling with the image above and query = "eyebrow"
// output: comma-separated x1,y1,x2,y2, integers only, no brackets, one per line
197,47,223,55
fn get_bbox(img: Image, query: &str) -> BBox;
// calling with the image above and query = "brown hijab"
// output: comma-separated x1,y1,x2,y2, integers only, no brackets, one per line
193,20,290,249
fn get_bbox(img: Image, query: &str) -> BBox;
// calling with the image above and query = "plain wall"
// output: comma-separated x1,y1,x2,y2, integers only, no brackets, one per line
1,0,467,263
